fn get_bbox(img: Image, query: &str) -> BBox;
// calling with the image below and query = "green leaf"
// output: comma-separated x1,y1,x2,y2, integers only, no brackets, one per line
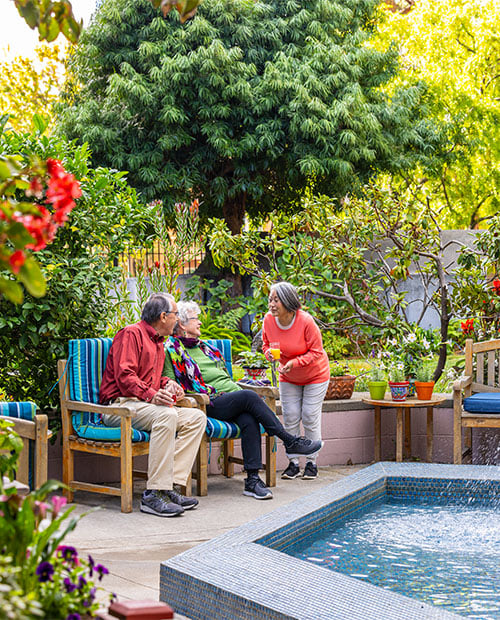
7,222,36,249
0,276,23,304
17,257,47,298
32,113,49,134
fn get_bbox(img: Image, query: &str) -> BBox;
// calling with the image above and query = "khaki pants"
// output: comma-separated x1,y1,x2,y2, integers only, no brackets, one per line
103,398,206,490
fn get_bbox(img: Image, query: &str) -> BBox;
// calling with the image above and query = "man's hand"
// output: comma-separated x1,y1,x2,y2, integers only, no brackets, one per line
152,387,177,407
166,380,185,400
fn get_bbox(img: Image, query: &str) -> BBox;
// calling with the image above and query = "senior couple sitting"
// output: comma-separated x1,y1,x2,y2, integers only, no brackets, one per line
99,292,322,518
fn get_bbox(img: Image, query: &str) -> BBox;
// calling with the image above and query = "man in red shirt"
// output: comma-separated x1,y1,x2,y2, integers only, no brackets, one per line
100,292,206,517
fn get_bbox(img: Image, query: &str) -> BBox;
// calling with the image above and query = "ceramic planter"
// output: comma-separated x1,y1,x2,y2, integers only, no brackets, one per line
388,380,410,401
415,380,435,400
325,375,356,400
242,367,267,381
367,380,388,400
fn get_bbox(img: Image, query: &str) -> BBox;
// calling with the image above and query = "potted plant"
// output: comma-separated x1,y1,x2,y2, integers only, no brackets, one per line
388,364,410,401
367,366,388,400
325,361,356,400
414,363,435,400
237,350,269,381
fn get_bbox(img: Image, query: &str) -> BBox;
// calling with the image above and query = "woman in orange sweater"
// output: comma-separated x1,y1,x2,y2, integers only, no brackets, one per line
262,282,330,480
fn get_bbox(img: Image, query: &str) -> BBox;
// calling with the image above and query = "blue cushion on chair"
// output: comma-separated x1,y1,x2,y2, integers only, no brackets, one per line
463,392,500,413
68,338,149,442
0,401,36,420
205,417,241,439
205,339,233,379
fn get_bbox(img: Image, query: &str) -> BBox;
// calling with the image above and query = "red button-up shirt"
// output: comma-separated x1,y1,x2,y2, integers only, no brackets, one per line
99,320,168,404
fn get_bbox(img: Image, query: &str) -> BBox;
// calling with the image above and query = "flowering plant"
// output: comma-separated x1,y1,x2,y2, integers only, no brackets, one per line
0,423,112,619
330,361,351,377
0,155,81,303
382,326,438,378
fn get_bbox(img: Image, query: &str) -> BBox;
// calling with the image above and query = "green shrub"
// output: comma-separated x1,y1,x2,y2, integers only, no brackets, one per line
322,331,354,360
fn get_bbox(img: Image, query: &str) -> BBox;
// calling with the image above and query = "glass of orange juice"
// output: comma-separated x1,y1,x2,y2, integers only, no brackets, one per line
269,342,280,361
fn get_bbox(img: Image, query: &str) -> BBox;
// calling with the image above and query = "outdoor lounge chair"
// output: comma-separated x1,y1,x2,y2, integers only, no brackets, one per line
166,338,279,496
57,338,196,513
453,338,500,463
0,401,51,489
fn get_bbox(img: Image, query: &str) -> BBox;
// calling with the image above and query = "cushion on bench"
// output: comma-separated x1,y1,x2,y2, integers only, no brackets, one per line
0,401,36,420
463,392,500,413
205,418,241,439
68,338,149,442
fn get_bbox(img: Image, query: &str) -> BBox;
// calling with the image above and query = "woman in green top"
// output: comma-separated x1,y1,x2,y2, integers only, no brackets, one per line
164,301,323,500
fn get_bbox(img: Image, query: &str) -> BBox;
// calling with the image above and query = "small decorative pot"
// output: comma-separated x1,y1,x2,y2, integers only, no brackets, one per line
388,380,410,402
407,377,416,397
325,375,356,400
243,367,267,381
367,380,388,400
415,380,435,401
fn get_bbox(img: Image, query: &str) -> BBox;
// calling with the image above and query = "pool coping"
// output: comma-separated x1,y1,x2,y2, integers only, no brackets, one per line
160,463,500,620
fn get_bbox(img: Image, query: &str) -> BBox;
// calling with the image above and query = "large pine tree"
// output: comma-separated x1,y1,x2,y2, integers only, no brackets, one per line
58,0,439,231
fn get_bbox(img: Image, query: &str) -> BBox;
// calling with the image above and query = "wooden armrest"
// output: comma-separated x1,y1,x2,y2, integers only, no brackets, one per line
236,382,279,399
176,396,197,408
452,375,472,392
64,400,134,418
186,393,210,406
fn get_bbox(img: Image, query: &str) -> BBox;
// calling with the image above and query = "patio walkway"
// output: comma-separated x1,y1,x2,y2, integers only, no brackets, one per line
64,464,367,617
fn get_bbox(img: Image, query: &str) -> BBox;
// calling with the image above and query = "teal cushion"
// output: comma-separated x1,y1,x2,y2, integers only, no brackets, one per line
206,417,241,439
68,338,149,442
464,392,500,413
205,338,233,378
0,401,36,420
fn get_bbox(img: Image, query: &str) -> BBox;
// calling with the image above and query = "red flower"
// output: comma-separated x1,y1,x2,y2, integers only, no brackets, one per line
189,198,199,216
46,158,64,177
461,318,474,334
46,171,81,212
26,177,44,199
9,250,26,273
154,261,160,269
493,279,500,295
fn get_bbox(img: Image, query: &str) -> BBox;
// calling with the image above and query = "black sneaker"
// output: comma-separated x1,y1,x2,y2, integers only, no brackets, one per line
285,436,323,458
164,488,199,511
302,462,318,479
140,490,184,517
281,462,301,480
243,475,273,500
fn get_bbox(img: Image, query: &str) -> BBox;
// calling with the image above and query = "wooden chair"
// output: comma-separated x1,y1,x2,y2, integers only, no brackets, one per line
58,338,196,513
0,401,51,489
166,338,279,496
453,338,500,464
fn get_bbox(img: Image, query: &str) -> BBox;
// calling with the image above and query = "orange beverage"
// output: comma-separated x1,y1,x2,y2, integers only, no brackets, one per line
269,342,280,361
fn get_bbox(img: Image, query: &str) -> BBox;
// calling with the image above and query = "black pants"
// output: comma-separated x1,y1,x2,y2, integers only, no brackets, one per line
206,390,290,471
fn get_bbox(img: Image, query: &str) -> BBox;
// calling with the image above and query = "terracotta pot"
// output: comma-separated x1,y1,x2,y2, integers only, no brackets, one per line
367,380,387,400
415,380,435,401
325,375,356,400
388,380,410,401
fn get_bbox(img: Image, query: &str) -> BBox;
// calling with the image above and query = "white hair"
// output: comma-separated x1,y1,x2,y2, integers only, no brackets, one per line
177,300,202,325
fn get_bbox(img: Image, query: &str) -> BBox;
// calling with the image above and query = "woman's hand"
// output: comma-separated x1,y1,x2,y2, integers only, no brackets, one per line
264,350,274,361
280,360,294,374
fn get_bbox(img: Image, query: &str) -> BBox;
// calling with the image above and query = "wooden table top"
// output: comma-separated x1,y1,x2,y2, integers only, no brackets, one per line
362,396,447,408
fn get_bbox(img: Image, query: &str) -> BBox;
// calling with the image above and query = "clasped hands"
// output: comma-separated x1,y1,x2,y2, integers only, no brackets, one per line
152,381,185,407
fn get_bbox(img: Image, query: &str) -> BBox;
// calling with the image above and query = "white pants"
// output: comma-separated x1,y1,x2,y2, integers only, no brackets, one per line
103,397,206,491
279,380,329,464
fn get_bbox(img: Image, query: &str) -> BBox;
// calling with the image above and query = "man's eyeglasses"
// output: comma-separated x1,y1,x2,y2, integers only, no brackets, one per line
164,311,179,317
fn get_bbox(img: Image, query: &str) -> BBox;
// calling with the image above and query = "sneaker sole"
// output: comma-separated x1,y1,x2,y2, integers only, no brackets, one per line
287,440,324,459
140,504,184,517
281,471,301,479
242,490,273,500
302,473,318,480
180,503,198,510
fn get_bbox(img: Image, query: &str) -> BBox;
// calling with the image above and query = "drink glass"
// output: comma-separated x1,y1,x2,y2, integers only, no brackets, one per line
269,342,280,361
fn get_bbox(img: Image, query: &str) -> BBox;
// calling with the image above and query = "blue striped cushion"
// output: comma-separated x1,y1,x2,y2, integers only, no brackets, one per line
206,417,241,439
205,339,233,379
0,401,36,420
68,338,149,442
0,401,37,488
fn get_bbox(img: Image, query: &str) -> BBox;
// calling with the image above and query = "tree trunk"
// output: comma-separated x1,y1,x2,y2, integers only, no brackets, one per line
221,194,246,297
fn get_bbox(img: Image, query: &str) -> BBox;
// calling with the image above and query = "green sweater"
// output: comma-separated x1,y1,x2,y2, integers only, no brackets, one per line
163,345,241,394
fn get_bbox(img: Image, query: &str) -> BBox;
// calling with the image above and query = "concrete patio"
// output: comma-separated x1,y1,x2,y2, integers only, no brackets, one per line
64,464,367,617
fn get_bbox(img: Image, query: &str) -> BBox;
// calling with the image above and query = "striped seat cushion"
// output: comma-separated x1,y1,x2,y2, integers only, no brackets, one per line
0,401,36,420
68,338,149,442
205,417,241,439
205,338,233,378
0,401,37,488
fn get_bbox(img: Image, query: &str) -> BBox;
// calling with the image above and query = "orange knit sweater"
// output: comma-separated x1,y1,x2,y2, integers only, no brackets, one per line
262,310,330,385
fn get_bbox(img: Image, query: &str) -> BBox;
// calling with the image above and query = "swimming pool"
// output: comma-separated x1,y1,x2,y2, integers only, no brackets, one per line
160,463,500,619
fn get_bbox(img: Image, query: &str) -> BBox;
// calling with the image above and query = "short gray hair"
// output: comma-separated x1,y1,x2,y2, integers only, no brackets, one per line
270,282,301,312
177,300,201,325
141,293,174,324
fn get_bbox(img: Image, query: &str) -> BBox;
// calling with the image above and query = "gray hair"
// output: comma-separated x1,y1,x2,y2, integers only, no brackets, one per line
177,300,202,325
141,292,174,324
270,282,301,312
